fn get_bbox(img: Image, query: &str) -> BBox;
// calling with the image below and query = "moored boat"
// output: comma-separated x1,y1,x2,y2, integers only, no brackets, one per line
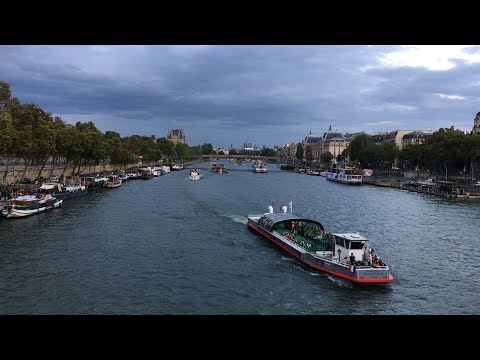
326,167,362,184
247,204,394,283
1,194,63,218
104,175,122,188
171,163,184,171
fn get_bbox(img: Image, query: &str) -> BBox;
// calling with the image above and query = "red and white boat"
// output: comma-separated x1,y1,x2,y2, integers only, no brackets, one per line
247,204,394,283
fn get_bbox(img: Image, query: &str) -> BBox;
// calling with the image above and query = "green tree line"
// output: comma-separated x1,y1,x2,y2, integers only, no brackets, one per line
0,81,216,181
345,130,480,178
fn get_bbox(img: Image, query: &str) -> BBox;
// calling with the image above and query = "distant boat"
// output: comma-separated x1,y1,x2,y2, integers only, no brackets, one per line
188,168,203,181
306,169,321,176
171,164,184,171
104,175,122,188
210,162,228,173
326,167,362,185
280,164,295,171
252,160,268,173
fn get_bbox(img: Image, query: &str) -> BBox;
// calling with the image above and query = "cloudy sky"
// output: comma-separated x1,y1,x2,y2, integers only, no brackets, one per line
1,45,479,148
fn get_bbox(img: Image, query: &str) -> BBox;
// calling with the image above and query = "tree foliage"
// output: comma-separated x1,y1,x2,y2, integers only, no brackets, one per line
305,145,313,162
320,151,334,164
295,143,304,161
260,147,276,157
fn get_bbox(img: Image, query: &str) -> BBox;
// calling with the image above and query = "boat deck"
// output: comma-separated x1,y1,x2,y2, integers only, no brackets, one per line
274,227,332,253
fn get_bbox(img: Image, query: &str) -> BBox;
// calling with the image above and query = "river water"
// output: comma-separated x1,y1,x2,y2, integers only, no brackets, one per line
1,161,479,314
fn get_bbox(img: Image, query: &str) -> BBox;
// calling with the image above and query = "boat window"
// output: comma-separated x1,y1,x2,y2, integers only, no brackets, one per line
344,239,350,249
334,237,345,247
350,241,365,250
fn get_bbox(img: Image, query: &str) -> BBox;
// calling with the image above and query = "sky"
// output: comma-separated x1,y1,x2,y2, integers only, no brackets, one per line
1,45,480,148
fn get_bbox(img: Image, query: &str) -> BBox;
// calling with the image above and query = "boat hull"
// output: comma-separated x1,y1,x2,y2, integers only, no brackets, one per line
326,177,362,185
2,199,63,218
247,218,393,283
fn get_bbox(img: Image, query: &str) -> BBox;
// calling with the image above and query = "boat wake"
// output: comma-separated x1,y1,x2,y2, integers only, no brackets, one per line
327,275,353,288
282,256,294,262
226,214,248,225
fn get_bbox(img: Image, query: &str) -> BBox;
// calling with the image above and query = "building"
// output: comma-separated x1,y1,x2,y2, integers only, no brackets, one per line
167,129,185,145
321,126,349,159
277,142,297,159
385,129,433,149
369,132,390,144
402,131,433,147
472,112,480,134
302,133,323,160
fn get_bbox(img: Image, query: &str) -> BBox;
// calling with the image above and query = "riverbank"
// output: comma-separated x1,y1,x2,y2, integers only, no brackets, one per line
363,176,480,199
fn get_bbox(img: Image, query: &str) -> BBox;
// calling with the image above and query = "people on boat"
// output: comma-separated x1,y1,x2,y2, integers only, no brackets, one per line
349,253,356,266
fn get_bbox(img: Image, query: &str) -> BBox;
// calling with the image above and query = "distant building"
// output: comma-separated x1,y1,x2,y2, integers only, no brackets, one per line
369,132,390,144
402,131,432,147
277,143,297,158
385,129,433,149
472,112,480,134
167,129,185,145
321,127,349,158
302,133,323,160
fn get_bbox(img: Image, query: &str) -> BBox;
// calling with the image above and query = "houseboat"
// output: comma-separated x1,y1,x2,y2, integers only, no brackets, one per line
2,194,63,218
326,167,362,184
104,175,122,188
247,205,394,283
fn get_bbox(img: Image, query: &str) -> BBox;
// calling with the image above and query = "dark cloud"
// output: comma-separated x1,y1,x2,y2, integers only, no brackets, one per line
0,45,478,147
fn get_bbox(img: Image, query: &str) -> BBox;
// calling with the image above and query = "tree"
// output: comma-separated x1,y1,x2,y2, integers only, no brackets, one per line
0,111,18,181
175,142,189,157
0,81,12,108
260,147,276,157
320,151,334,165
295,143,304,161
229,148,237,155
305,145,313,162
156,138,175,157
201,143,214,155
346,134,375,168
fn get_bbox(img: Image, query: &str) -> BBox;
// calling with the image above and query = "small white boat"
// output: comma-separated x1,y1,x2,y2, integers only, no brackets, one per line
160,166,171,175
104,175,122,188
252,160,268,173
171,164,184,171
188,168,203,181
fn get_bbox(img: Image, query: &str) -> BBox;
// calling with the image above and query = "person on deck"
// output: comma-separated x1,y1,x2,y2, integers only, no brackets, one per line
349,253,356,266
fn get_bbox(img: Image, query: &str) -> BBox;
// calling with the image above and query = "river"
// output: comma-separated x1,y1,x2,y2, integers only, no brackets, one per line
1,161,479,314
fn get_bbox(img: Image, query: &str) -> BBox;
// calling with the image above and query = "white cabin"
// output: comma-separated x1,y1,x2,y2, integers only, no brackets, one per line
332,233,368,265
